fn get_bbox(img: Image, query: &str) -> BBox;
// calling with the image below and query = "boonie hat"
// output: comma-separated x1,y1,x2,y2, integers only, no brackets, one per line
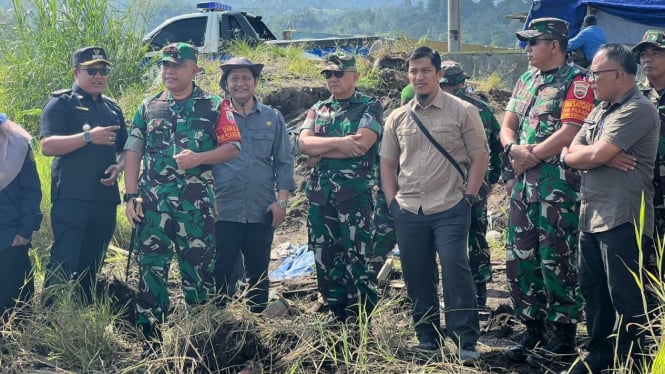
516,17,569,41
219,57,264,93
321,52,356,72
439,60,469,86
632,30,665,55
160,42,198,64
73,46,112,67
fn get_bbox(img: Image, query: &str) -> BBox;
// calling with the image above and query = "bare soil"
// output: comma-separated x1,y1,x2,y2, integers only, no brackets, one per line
255,70,579,373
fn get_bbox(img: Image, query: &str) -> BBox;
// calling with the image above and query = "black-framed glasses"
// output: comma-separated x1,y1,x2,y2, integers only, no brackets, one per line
585,69,620,80
527,38,554,46
79,68,110,76
322,70,355,79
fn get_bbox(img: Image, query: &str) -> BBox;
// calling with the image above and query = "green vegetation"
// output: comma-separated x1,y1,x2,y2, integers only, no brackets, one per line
0,0,150,133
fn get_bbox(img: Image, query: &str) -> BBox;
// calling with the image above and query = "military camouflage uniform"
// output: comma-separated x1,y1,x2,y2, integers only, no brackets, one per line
125,85,222,327
451,88,502,285
301,90,383,319
505,64,593,324
638,78,665,240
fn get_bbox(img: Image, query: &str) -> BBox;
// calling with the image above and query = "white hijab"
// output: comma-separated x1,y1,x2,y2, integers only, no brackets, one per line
0,114,33,192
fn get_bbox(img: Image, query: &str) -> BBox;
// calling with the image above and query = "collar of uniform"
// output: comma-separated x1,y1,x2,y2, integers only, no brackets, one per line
327,89,363,104
600,85,640,110
163,83,210,101
410,88,446,110
71,83,95,100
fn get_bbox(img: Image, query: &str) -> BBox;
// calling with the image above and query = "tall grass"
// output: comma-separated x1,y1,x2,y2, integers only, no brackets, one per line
0,0,151,133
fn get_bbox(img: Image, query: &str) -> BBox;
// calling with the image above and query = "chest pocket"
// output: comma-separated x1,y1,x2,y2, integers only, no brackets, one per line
187,118,214,152
146,118,172,152
397,127,417,150
431,122,460,150
253,132,274,158
530,99,562,139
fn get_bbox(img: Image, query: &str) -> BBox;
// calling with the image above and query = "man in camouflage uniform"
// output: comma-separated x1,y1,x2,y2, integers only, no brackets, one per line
298,52,383,323
438,60,503,307
499,18,594,367
633,30,665,245
124,43,240,355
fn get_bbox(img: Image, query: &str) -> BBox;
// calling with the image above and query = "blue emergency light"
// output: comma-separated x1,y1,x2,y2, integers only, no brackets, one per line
196,2,232,12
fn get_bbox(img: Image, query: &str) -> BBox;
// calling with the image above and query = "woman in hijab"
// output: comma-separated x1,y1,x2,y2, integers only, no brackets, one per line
0,114,42,322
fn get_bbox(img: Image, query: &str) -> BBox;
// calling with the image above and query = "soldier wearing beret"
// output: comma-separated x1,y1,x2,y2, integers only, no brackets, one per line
40,46,126,300
500,18,594,367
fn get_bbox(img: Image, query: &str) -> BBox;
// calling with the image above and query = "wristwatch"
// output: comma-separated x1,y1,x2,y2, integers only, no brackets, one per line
83,131,93,144
123,193,139,203
504,142,514,155
276,199,288,209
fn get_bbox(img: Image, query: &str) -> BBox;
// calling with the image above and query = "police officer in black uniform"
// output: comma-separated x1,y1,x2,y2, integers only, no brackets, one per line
40,46,127,300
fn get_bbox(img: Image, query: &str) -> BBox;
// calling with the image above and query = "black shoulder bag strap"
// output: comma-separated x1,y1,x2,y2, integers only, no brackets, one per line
407,106,466,183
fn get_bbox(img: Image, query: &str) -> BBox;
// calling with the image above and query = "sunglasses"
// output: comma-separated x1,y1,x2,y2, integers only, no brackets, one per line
322,70,355,79
527,38,554,46
80,68,110,76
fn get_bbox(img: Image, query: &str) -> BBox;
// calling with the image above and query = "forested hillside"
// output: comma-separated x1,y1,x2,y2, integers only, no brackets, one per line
145,0,531,48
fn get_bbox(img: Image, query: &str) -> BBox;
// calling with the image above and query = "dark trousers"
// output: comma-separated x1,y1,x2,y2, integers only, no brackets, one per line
579,223,651,366
392,198,480,347
46,200,116,299
0,245,33,322
214,221,273,312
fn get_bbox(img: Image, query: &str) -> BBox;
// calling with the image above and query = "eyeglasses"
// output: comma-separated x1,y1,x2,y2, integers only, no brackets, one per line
585,69,620,80
79,68,110,76
527,38,554,46
322,70,356,79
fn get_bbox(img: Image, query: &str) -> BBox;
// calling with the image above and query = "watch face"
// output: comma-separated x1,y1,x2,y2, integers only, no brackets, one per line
83,131,93,143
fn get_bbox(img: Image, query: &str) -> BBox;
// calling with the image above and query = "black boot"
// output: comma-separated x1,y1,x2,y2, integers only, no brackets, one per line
527,322,577,367
505,319,546,362
140,323,163,358
476,282,488,307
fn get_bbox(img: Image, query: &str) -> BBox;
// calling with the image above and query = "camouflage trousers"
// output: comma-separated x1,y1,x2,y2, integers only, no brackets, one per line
506,200,583,323
369,190,396,278
469,196,492,284
133,209,216,327
308,190,378,318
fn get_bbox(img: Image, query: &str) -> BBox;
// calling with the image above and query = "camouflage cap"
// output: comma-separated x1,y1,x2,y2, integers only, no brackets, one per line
516,17,569,41
632,30,665,54
439,60,469,86
160,42,198,64
73,46,112,67
321,51,356,72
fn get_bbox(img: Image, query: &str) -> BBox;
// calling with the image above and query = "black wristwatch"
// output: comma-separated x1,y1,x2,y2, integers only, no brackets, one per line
123,193,138,203
504,142,514,155
83,131,93,144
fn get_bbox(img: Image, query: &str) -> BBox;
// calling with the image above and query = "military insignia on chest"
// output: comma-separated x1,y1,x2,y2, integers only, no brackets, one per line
147,120,161,133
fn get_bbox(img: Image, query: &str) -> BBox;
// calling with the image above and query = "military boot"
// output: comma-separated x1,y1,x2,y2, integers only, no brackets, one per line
476,281,488,308
140,323,163,359
505,319,546,362
526,322,577,367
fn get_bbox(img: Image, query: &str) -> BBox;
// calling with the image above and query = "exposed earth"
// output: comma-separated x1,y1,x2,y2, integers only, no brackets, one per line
252,65,577,373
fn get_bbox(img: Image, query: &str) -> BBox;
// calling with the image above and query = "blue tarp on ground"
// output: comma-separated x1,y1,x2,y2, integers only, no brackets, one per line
519,0,665,47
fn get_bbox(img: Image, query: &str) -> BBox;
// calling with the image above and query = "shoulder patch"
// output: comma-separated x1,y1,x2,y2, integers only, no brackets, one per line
572,80,590,99
51,88,72,97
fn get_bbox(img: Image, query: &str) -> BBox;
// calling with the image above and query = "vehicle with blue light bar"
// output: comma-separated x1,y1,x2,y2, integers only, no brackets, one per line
142,1,382,60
